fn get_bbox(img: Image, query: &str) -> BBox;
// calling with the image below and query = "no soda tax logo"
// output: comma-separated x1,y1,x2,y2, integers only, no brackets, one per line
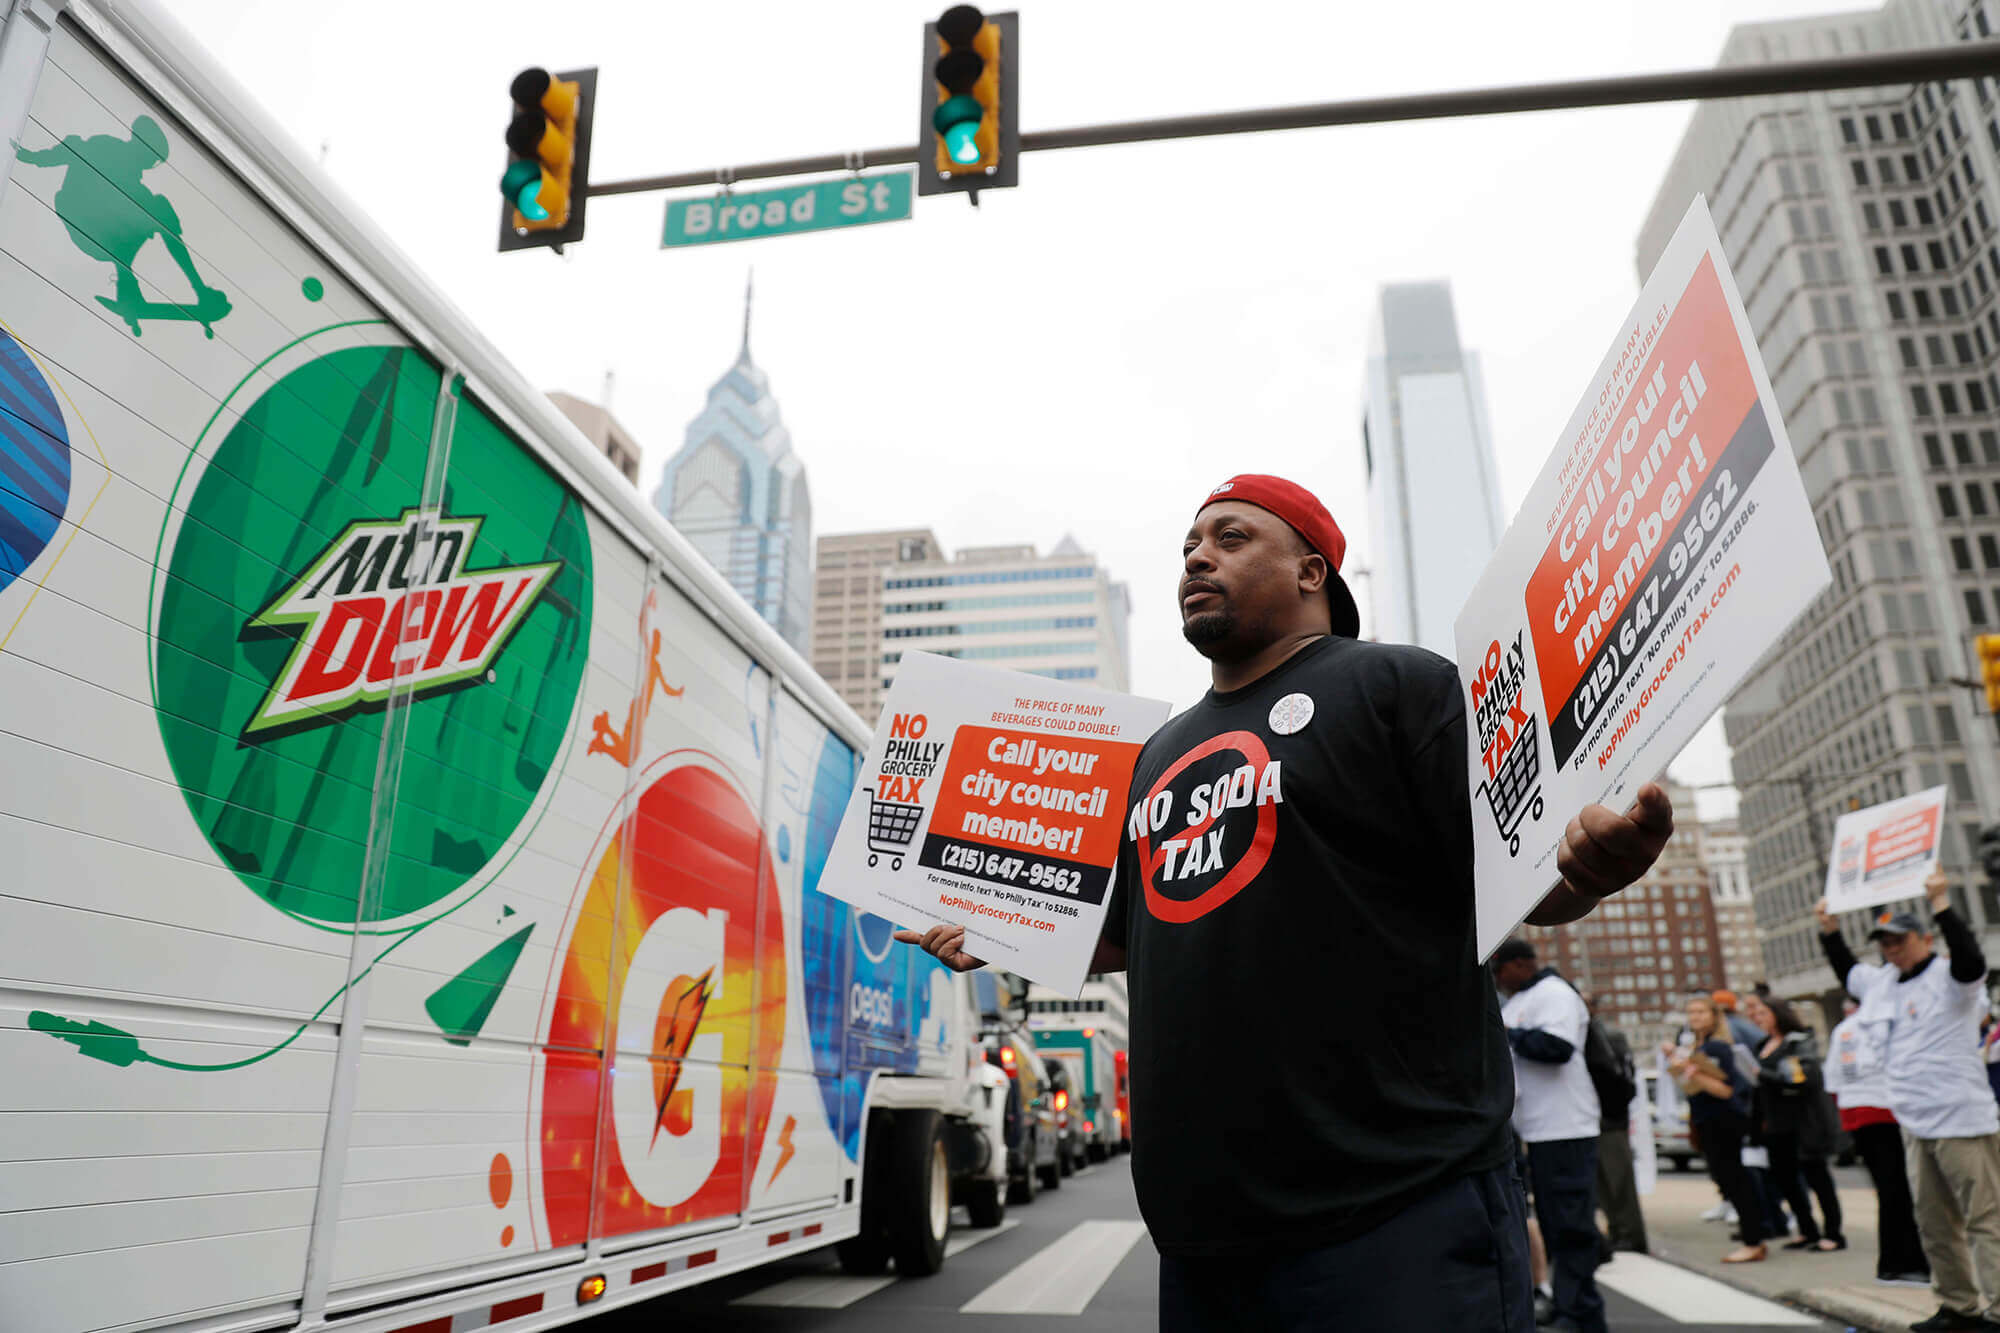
1127,731,1285,924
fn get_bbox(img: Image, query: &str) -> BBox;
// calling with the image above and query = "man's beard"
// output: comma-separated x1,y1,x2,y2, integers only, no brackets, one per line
1181,606,1235,652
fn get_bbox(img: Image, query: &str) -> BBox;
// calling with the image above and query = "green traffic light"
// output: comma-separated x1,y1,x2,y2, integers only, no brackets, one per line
500,160,548,222
932,93,985,166
945,122,982,164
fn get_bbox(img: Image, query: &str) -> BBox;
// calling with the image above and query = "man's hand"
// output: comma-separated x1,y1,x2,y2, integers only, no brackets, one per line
1925,868,1952,915
1555,781,1674,903
892,924,987,973
1813,896,1838,935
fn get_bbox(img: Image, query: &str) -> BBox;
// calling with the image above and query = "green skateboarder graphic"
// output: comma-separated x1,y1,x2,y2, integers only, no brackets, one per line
13,114,232,337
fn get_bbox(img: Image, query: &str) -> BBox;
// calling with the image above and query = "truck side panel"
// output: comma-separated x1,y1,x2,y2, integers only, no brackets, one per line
0,20,418,1328
0,12,943,1331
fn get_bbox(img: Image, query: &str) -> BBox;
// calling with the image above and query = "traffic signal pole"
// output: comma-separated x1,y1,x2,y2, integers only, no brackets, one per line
586,39,2000,200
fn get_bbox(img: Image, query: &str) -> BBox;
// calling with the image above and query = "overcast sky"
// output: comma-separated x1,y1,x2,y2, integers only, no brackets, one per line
167,0,1885,820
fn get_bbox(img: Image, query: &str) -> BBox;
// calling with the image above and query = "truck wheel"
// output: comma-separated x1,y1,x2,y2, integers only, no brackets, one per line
966,1174,1006,1228
1088,1142,1107,1164
885,1109,950,1277
1059,1145,1074,1177
1038,1154,1060,1190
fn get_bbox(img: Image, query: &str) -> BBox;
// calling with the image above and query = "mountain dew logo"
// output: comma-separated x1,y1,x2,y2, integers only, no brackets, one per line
153,337,592,928
243,508,558,737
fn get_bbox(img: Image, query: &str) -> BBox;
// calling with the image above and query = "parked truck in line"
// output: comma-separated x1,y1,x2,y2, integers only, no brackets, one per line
1033,1026,1125,1163
0,4,1012,1329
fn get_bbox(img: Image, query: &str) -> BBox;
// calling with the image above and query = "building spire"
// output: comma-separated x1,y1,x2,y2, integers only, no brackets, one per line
740,266,754,362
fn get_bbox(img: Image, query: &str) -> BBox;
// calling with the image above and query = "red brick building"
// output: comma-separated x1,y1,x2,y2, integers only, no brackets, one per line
1518,780,1725,1053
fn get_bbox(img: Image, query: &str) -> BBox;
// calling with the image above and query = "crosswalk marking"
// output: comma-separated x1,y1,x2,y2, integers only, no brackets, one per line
958,1220,1149,1315
731,1219,1020,1309
730,1271,897,1309
1596,1252,1821,1326
945,1217,1020,1257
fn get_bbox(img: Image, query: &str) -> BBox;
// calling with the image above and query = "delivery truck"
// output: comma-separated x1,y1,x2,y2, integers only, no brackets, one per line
0,3,1012,1329
1032,1027,1124,1163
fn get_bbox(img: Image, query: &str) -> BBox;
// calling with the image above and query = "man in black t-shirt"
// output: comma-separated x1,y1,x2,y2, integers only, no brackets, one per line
899,474,1673,1332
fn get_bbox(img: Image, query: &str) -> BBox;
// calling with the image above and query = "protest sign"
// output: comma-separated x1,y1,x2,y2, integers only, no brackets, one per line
816,652,1170,995
1823,785,1949,915
1455,196,1832,958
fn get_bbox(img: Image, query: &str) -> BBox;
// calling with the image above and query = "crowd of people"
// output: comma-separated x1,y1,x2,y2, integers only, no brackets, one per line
1494,866,2000,1333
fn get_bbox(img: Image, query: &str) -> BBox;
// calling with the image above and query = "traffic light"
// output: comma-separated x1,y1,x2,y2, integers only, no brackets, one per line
497,66,598,254
932,7,996,171
918,8,1019,200
1979,634,2000,713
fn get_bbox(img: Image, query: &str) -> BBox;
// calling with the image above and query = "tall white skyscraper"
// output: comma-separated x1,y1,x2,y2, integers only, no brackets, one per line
1638,0,2000,999
653,276,813,654
1360,282,1506,656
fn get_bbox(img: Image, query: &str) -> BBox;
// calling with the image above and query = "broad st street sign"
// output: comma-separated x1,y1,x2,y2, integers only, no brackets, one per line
662,172,914,248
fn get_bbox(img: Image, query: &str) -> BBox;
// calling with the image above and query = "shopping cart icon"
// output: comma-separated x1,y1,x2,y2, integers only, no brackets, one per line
863,785,923,871
1476,714,1545,858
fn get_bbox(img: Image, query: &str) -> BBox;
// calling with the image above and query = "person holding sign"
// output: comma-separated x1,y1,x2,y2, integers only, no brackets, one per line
900,475,1674,1333
1825,995,1931,1286
1816,872,2000,1333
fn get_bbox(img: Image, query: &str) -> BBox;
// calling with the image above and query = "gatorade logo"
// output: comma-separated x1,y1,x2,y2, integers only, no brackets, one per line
243,508,558,736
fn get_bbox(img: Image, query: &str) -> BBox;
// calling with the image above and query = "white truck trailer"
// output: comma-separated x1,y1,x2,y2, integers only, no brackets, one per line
0,3,1009,1329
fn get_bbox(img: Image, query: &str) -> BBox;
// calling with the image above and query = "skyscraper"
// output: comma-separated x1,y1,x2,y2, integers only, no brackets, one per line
1360,281,1507,656
653,275,812,653
879,536,1132,698
812,528,943,723
1638,0,2000,1000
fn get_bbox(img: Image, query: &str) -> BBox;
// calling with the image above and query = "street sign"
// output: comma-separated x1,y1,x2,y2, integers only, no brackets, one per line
661,172,913,247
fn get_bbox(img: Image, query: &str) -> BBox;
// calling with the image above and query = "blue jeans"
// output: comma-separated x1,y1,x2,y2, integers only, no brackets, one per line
1158,1163,1534,1332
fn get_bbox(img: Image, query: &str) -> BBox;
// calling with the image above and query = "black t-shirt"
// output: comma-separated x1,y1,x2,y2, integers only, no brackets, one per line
1103,635,1515,1257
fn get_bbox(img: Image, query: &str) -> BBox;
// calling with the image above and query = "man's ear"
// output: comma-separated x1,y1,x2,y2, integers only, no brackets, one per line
1298,551,1329,596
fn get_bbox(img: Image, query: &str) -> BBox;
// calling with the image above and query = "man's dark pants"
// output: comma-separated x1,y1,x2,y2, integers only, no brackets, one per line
1528,1136,1608,1333
1595,1123,1649,1253
1158,1162,1534,1332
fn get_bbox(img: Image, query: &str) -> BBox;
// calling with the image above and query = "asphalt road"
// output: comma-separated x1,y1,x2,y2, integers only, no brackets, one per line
585,1153,1845,1332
